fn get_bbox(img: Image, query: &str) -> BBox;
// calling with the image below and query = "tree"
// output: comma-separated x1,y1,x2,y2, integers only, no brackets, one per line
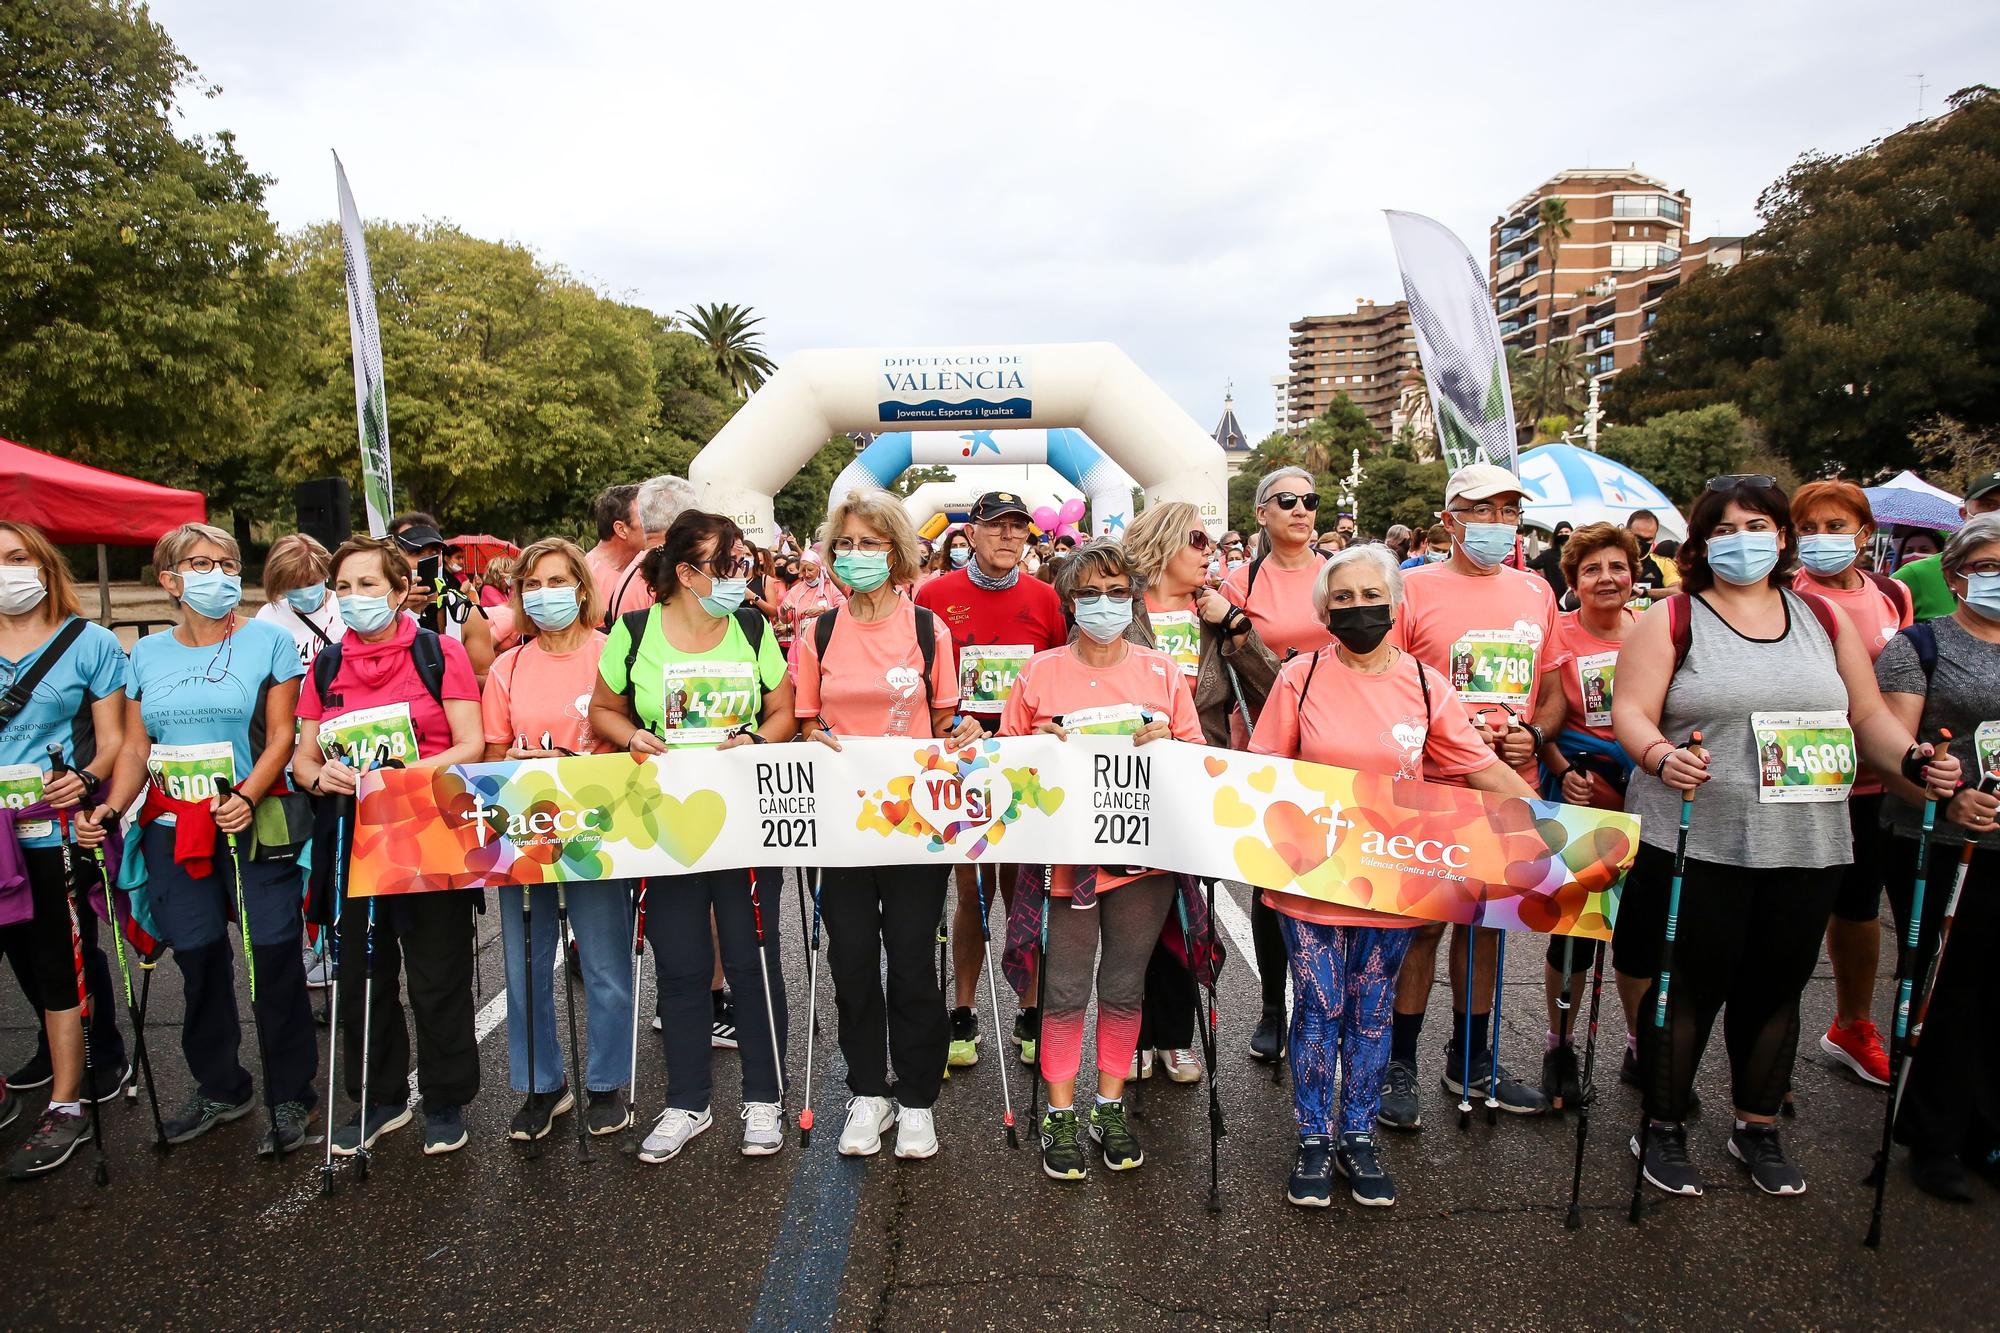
678,301,776,396
1608,85,2000,478
892,464,955,499
1510,341,1588,431
1536,196,1573,335
1910,414,1998,495
0,0,292,524
1227,395,1385,530
1596,404,1754,508
1354,457,1449,536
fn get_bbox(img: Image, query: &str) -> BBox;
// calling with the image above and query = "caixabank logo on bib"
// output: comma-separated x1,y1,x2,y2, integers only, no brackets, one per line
878,349,1031,423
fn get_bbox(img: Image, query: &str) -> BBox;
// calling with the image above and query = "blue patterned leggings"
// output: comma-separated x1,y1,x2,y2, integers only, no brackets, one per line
1279,915,1415,1137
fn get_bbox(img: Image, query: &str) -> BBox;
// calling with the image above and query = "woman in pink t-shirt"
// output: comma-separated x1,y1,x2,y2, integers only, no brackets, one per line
796,489,981,1162
1248,544,1534,1209
999,541,1201,1181
292,535,485,1159
476,537,639,1144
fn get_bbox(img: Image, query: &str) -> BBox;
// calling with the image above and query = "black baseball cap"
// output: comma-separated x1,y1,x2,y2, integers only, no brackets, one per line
970,491,1032,523
1966,471,2000,505
391,524,446,553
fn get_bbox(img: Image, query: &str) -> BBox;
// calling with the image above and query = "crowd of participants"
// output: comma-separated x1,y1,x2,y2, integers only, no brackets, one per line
1,462,1995,1216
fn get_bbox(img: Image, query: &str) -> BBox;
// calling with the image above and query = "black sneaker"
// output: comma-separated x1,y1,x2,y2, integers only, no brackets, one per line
6,1050,52,1091
1249,1009,1286,1063
1336,1132,1396,1207
711,996,739,1051
1728,1123,1805,1196
256,1101,312,1157
163,1090,256,1145
424,1104,469,1155
1541,1044,1583,1112
1040,1108,1087,1181
4,1108,89,1178
330,1103,414,1156
1630,1122,1703,1196
585,1090,633,1136
508,1087,574,1142
1089,1100,1144,1171
1442,1047,1547,1114
1376,1057,1422,1131
1908,1150,1975,1203
1286,1134,1334,1207
84,1058,133,1105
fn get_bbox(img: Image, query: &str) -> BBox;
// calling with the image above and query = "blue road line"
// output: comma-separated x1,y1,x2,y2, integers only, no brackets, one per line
748,1102,867,1331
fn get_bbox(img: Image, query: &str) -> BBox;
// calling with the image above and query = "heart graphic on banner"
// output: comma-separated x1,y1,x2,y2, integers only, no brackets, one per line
1264,801,1332,877
1204,756,1228,778
910,767,1008,844
657,790,727,866
1249,767,1277,793
881,798,911,828
1213,787,1256,828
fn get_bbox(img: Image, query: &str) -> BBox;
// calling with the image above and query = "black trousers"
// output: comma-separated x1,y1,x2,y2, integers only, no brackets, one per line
1138,939,1197,1049
0,846,127,1073
338,889,479,1111
651,868,787,1112
821,864,950,1109
1252,893,1288,1012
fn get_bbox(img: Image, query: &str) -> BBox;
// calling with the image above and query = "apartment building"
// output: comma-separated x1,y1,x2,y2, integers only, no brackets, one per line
1284,300,1418,436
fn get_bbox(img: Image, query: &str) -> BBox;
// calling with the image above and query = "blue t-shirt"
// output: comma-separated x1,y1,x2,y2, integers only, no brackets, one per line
126,619,302,814
0,618,128,849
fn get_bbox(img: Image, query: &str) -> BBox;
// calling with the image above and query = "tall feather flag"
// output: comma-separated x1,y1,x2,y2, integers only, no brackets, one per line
334,152,394,535
1385,210,1517,474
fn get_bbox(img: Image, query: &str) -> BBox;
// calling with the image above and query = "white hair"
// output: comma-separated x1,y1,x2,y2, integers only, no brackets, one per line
636,475,696,534
1312,542,1404,617
1254,466,1316,509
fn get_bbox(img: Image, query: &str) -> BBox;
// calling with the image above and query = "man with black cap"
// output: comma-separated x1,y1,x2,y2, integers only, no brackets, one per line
915,491,1067,1069
389,511,494,677
1896,469,2000,620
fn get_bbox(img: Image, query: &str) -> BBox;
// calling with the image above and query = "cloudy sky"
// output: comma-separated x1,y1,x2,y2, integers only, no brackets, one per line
155,0,1997,443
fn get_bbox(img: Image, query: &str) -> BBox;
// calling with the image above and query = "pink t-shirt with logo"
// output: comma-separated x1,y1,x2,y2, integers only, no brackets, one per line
792,601,958,738
1541,610,1634,810
780,576,848,670
1250,645,1495,927
1221,555,1331,662
481,633,612,755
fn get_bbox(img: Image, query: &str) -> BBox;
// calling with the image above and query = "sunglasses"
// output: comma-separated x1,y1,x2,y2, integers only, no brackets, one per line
1265,492,1320,512
1186,529,1212,552
1706,474,1778,492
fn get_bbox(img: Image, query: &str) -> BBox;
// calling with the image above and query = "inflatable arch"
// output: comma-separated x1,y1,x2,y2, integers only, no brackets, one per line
830,429,1136,540
688,342,1228,547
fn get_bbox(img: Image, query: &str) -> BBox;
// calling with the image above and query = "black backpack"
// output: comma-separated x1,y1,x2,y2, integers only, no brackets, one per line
311,628,447,712
617,605,769,703
812,606,939,708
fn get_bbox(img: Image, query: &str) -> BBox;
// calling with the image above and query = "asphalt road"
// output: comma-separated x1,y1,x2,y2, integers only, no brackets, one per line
3,873,1993,1331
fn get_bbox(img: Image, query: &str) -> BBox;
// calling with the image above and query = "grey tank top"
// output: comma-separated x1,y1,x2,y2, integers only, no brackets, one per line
1626,589,1854,869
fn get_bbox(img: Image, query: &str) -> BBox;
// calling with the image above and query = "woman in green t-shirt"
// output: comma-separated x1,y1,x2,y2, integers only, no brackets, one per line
589,510,796,1165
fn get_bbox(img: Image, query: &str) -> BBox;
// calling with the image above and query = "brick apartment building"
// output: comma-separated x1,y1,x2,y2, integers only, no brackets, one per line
1283,300,1418,436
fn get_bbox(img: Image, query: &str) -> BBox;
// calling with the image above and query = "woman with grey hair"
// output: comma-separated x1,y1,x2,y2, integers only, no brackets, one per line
1248,543,1536,1208
1222,466,1333,1063
1872,511,2000,1200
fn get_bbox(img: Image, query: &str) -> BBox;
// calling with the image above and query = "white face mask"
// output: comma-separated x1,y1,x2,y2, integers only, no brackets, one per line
0,566,49,616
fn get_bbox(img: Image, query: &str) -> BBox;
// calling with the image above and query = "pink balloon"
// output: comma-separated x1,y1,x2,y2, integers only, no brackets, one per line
1031,505,1061,533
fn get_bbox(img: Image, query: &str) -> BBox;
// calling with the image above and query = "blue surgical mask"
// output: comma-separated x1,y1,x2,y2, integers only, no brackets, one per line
1798,533,1859,577
177,568,242,620
284,584,329,614
1457,523,1517,569
1964,571,2000,623
833,551,892,593
1706,530,1781,586
699,577,748,619
1425,549,1450,563
338,593,397,634
949,547,970,568
1073,595,1133,644
522,585,580,632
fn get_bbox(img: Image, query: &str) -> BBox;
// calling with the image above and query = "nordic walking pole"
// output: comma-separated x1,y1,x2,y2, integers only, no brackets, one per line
1565,938,1607,1229
1630,730,1702,1225
93,843,166,1148
626,878,648,1124
1458,928,1477,1130
1486,930,1506,1125
354,741,391,1181
46,746,110,1185
1553,935,1579,1115
556,886,592,1163
798,868,825,1148
215,778,284,1160
520,883,541,1158
746,869,786,1105
1174,877,1222,1207
972,861,1017,1148
321,758,353,1194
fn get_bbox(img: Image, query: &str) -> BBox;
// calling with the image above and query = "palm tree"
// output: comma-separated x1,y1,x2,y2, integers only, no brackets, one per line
1536,196,1573,341
1509,341,1588,430
677,302,777,395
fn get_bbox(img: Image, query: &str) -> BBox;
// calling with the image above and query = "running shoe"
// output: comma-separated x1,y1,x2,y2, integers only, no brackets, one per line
1441,1047,1547,1115
1040,1108,1087,1180
1249,1008,1286,1063
84,1057,132,1105
0,1082,17,1135
6,1050,52,1091
4,1108,89,1179
424,1105,469,1155
1158,1047,1202,1084
711,1002,739,1052
947,1007,980,1068
584,1090,633,1136
1015,1009,1039,1066
330,1103,413,1156
508,1086,575,1141
1908,1150,1975,1203
1089,1100,1144,1170
838,1095,896,1157
303,945,331,990
163,1089,256,1145
638,1105,710,1163
1336,1132,1396,1207
1630,1123,1703,1196
1376,1057,1422,1131
740,1101,784,1156
1541,1043,1583,1112
256,1101,312,1157
1819,1020,1890,1087
894,1106,938,1160
1728,1123,1805,1196
1127,1048,1155,1082
1286,1134,1334,1207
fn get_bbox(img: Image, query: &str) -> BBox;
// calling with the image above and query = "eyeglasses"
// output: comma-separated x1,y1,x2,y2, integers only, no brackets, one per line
1074,588,1134,605
1450,503,1524,523
1706,474,1778,492
1186,529,1212,552
829,536,893,554
178,556,243,576
1959,559,2000,579
686,555,754,580
1264,492,1320,512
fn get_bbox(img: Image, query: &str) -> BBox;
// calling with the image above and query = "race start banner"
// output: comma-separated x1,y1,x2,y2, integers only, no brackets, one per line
349,737,1639,939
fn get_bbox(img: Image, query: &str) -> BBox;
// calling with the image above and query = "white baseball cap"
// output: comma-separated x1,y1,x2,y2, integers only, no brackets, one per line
1445,462,1525,505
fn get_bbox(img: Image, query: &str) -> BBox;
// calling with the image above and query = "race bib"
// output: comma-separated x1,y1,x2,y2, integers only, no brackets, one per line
1150,610,1200,677
147,741,236,803
1449,630,1539,706
0,763,51,840
661,660,758,747
1063,703,1147,736
1974,720,2000,786
958,645,1032,715
319,702,420,767
1750,711,1856,804
1576,650,1617,729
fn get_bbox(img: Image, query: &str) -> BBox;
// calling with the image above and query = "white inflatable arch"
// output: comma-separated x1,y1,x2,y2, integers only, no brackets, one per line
831,429,1136,540
688,342,1227,547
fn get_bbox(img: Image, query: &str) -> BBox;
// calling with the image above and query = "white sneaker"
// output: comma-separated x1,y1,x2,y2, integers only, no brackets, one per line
638,1105,711,1163
741,1101,785,1156
894,1106,938,1160
838,1095,897,1157
303,947,331,990
1159,1048,1202,1084
1128,1048,1155,1081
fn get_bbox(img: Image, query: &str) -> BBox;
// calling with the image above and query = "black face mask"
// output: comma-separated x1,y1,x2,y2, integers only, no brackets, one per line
1633,536,1652,560
1325,604,1395,654
1553,532,1571,547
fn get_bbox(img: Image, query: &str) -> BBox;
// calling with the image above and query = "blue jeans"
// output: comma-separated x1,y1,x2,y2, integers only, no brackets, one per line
499,880,636,1094
1280,914,1413,1138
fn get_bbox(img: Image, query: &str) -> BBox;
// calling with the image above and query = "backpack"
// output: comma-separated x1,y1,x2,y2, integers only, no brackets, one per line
812,605,938,708
1864,569,1913,624
1896,620,1942,685
617,605,768,703
1667,588,1838,674
311,628,447,712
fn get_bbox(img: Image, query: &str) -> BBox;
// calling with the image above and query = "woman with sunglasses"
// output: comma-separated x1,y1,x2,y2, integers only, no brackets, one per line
1612,476,1958,1200
1221,467,1333,1066
589,510,797,1164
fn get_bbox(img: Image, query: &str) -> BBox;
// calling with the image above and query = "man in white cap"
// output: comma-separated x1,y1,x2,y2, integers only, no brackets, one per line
1378,462,1559,1128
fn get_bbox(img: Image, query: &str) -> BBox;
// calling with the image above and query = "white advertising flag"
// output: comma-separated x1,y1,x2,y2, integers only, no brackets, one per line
335,152,394,535
1385,210,1517,473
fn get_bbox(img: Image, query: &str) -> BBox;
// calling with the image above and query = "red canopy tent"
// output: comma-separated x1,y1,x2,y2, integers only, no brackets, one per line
0,436,207,618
